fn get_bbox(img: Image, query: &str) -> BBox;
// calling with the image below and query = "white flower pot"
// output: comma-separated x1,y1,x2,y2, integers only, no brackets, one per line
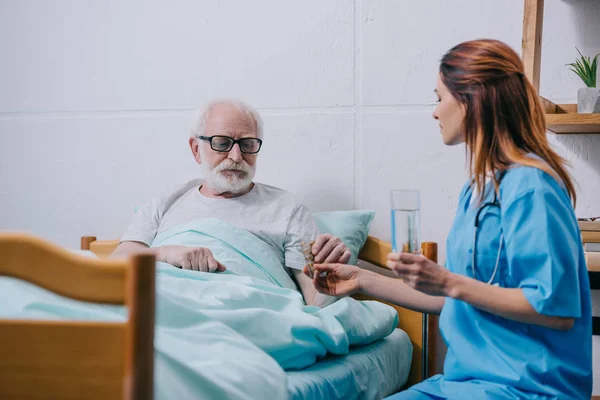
577,87,600,113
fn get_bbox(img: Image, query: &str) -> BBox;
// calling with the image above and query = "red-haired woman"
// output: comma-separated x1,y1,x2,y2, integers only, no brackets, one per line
305,40,592,399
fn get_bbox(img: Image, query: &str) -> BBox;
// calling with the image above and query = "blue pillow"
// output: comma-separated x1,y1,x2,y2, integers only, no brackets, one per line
312,210,376,265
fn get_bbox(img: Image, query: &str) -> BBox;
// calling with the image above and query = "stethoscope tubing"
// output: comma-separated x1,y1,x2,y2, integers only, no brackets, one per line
471,187,503,285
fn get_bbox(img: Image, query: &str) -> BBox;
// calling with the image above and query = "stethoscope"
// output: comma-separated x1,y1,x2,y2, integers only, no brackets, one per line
471,175,505,285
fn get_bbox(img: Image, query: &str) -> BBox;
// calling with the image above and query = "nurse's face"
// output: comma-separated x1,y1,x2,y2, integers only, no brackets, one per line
433,74,466,146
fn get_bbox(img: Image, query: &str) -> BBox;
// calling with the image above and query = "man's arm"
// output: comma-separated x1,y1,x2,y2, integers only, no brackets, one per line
283,204,353,306
110,241,150,258
294,233,352,307
292,269,339,307
111,241,226,272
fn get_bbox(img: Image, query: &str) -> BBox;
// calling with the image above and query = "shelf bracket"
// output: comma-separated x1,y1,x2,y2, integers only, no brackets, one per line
522,0,544,92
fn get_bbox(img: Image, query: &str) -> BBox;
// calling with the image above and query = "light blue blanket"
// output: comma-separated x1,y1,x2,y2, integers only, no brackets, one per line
0,219,398,400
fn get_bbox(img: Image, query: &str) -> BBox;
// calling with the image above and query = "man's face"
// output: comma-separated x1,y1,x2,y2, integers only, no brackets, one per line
190,103,259,193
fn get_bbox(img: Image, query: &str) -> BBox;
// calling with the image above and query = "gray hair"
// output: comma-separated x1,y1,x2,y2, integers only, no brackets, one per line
190,98,264,139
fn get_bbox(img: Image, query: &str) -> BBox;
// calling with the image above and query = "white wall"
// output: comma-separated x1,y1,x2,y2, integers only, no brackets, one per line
1,0,600,391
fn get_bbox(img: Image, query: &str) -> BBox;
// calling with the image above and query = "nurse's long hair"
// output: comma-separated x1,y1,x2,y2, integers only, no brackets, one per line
439,39,576,205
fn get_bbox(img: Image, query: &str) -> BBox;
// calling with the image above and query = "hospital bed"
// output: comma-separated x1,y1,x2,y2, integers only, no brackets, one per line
0,233,440,399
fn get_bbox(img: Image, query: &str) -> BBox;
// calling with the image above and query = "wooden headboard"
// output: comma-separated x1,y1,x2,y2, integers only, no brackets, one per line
81,235,441,389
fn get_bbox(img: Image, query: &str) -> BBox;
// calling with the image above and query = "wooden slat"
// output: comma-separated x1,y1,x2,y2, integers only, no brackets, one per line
81,236,97,251
358,236,393,269
428,311,447,378
0,320,125,400
540,96,561,114
0,234,127,304
90,239,121,258
556,103,578,114
124,255,156,400
583,231,600,243
585,252,600,272
421,242,442,380
521,0,544,92
546,113,600,134
579,221,600,232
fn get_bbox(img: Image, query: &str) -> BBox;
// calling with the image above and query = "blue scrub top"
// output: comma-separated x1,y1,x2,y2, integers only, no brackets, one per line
411,164,592,399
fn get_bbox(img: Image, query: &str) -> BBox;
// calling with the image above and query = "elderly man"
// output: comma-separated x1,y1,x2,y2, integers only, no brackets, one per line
112,99,350,307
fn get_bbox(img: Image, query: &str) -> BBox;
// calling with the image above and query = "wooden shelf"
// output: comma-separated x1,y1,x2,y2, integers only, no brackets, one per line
542,99,600,134
589,264,600,273
546,114,600,134
522,1,600,135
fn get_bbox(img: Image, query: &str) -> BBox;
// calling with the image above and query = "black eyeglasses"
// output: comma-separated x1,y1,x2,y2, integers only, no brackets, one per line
197,135,263,154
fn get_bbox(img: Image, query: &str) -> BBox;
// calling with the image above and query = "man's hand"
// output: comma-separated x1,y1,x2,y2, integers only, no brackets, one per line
156,245,226,272
312,234,351,264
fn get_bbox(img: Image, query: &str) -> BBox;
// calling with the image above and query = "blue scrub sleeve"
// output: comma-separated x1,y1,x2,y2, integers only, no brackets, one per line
501,188,581,318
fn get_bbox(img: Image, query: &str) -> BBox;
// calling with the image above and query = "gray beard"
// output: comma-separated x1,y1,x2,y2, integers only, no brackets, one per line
200,162,255,194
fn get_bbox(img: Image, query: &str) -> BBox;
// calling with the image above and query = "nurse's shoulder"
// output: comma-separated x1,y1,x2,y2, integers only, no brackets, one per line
499,160,570,208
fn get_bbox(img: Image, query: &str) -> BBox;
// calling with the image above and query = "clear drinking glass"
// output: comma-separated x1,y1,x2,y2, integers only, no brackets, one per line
390,189,421,253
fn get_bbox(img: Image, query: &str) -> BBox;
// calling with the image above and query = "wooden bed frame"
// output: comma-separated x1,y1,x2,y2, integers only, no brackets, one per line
0,233,440,398
0,233,156,400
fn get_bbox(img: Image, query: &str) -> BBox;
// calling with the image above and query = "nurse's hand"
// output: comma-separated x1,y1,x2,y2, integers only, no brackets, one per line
302,263,363,297
387,252,451,297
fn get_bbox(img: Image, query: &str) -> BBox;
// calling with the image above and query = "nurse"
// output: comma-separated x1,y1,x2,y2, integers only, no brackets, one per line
305,39,592,399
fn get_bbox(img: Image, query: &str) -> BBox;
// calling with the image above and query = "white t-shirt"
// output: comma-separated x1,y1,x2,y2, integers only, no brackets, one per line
121,179,320,273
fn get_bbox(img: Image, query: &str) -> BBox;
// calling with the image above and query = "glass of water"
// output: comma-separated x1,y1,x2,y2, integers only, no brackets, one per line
390,189,420,253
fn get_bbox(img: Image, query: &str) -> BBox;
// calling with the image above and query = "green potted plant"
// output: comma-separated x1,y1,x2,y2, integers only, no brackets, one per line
566,47,599,113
